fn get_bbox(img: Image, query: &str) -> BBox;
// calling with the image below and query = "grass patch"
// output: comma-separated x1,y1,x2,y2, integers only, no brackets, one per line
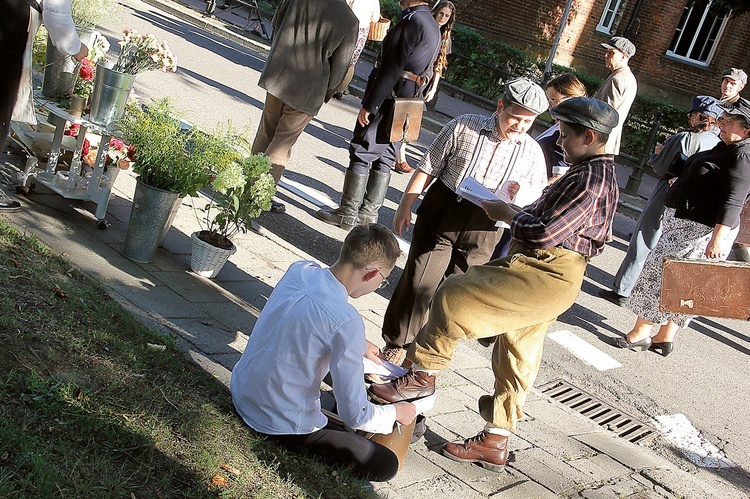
0,221,373,498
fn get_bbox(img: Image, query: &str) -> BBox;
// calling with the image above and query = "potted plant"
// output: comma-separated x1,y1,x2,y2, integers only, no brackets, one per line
190,128,275,277
118,98,211,263
89,29,177,126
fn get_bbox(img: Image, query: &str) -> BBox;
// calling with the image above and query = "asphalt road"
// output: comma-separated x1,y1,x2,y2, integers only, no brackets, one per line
102,0,750,491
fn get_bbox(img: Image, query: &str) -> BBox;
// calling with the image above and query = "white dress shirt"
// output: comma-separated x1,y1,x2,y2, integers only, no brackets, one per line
231,261,396,435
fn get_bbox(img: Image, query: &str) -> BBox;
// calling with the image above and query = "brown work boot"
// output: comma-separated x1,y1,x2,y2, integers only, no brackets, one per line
368,368,435,403
442,430,509,472
382,345,405,365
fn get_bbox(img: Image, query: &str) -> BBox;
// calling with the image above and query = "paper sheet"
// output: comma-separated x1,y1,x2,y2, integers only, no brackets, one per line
362,357,408,379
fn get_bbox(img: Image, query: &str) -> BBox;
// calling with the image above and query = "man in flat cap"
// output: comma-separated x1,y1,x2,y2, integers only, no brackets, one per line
593,36,637,155
370,97,620,472
720,68,747,104
375,77,549,365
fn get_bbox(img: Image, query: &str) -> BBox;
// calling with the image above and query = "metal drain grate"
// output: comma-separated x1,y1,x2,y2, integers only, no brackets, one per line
538,379,657,445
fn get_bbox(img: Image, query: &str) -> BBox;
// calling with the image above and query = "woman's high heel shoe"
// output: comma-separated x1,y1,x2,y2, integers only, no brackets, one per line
611,336,652,351
649,342,673,357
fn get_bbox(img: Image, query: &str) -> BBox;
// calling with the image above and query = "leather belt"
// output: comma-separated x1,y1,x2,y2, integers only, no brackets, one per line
401,70,426,86
372,62,426,86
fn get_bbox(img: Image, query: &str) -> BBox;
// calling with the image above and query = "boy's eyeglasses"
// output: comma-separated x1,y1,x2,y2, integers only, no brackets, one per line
366,268,390,289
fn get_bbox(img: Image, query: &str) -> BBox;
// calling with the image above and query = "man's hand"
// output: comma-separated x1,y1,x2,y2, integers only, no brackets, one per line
73,44,89,62
704,236,727,259
394,401,417,425
481,199,517,223
358,108,371,127
364,340,383,365
392,203,413,237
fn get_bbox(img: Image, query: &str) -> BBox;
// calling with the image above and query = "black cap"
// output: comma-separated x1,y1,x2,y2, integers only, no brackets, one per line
689,95,723,119
550,97,619,135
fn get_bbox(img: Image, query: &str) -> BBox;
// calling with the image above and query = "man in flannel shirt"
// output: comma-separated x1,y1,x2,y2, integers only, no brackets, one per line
378,77,549,365
370,97,620,473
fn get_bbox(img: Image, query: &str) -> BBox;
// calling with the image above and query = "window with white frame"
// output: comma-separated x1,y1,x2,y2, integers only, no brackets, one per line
597,0,622,34
667,0,729,65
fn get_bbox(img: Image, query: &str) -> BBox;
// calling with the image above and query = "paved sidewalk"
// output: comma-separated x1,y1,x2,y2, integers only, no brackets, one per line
0,1,739,496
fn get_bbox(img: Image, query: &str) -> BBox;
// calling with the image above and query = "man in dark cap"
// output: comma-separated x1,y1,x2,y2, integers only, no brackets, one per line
317,0,441,229
369,97,620,472
600,95,723,306
376,77,549,365
720,68,747,104
593,36,637,155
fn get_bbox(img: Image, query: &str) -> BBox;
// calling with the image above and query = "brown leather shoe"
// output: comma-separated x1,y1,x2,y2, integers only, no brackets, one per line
368,368,435,403
394,161,414,174
442,430,509,472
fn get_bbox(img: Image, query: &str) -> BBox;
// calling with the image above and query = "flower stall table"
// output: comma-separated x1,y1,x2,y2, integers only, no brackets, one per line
17,98,121,230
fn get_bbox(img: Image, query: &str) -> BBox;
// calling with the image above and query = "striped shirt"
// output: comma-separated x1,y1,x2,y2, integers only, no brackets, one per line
511,154,619,257
418,113,547,200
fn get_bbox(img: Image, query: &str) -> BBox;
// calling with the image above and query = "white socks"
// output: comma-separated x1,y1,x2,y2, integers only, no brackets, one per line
484,424,512,436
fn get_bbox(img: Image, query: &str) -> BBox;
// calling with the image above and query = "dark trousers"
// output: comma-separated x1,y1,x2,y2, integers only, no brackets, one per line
262,421,399,482
382,180,502,349
348,99,399,175
1,1,30,154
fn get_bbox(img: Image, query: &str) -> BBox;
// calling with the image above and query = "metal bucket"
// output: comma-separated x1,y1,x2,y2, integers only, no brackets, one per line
123,178,181,263
89,63,136,126
42,38,78,97
41,28,95,97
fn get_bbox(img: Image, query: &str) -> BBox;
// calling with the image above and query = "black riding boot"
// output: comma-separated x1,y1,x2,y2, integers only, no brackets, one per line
357,170,391,225
317,170,368,229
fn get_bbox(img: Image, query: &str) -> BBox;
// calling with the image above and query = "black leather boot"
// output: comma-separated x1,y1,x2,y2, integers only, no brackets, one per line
317,170,368,229
357,170,391,225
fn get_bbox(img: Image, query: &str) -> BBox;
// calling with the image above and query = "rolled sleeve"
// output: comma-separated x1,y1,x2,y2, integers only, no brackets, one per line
43,0,82,56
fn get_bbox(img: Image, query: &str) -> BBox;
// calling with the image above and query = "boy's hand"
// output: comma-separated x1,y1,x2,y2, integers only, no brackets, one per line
394,401,417,425
481,199,517,223
364,340,383,365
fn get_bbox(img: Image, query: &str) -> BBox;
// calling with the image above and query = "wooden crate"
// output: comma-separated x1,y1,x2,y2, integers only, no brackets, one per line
660,258,750,320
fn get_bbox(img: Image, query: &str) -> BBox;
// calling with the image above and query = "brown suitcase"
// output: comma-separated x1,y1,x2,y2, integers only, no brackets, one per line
660,258,750,320
736,202,750,246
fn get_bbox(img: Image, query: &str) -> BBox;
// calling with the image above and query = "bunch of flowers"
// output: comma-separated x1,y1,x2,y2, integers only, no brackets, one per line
72,31,110,99
192,127,275,249
111,29,177,75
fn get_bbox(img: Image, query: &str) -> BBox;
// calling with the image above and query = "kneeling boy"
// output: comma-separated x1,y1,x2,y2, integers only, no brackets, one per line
231,224,416,482
369,98,619,472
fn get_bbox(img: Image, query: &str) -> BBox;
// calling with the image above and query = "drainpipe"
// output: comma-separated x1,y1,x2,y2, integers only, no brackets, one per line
543,0,575,86
625,0,646,37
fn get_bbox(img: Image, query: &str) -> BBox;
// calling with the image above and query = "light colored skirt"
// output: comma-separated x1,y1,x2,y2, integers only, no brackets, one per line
626,207,738,327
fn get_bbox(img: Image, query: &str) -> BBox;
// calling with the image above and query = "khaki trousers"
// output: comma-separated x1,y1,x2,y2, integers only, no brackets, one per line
252,93,314,184
408,244,588,431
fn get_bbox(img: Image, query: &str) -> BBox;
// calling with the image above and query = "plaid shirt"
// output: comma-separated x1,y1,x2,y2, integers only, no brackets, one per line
418,113,547,199
511,154,619,257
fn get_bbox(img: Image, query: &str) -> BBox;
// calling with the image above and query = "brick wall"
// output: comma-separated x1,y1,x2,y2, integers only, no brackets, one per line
457,0,750,106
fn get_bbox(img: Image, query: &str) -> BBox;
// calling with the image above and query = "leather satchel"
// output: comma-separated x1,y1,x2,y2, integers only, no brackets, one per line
388,97,424,143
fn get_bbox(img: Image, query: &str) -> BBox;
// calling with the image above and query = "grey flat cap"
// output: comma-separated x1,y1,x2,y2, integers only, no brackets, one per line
719,97,750,123
722,67,747,86
550,97,619,135
503,77,548,115
601,36,636,58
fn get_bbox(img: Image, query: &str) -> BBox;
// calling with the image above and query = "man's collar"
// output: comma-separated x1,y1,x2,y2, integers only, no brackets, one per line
402,2,430,16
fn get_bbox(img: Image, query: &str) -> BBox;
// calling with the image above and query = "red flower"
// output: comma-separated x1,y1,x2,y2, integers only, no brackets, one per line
79,59,94,81
64,123,81,137
127,144,136,160
82,138,90,155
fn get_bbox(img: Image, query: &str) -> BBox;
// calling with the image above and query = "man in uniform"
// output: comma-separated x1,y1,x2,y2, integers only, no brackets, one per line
317,0,441,229
252,0,358,213
720,67,746,104
369,97,620,472
379,78,549,364
593,36,637,155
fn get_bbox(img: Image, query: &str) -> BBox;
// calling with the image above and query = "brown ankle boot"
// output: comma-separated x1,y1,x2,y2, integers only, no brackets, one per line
368,368,435,403
442,430,509,472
